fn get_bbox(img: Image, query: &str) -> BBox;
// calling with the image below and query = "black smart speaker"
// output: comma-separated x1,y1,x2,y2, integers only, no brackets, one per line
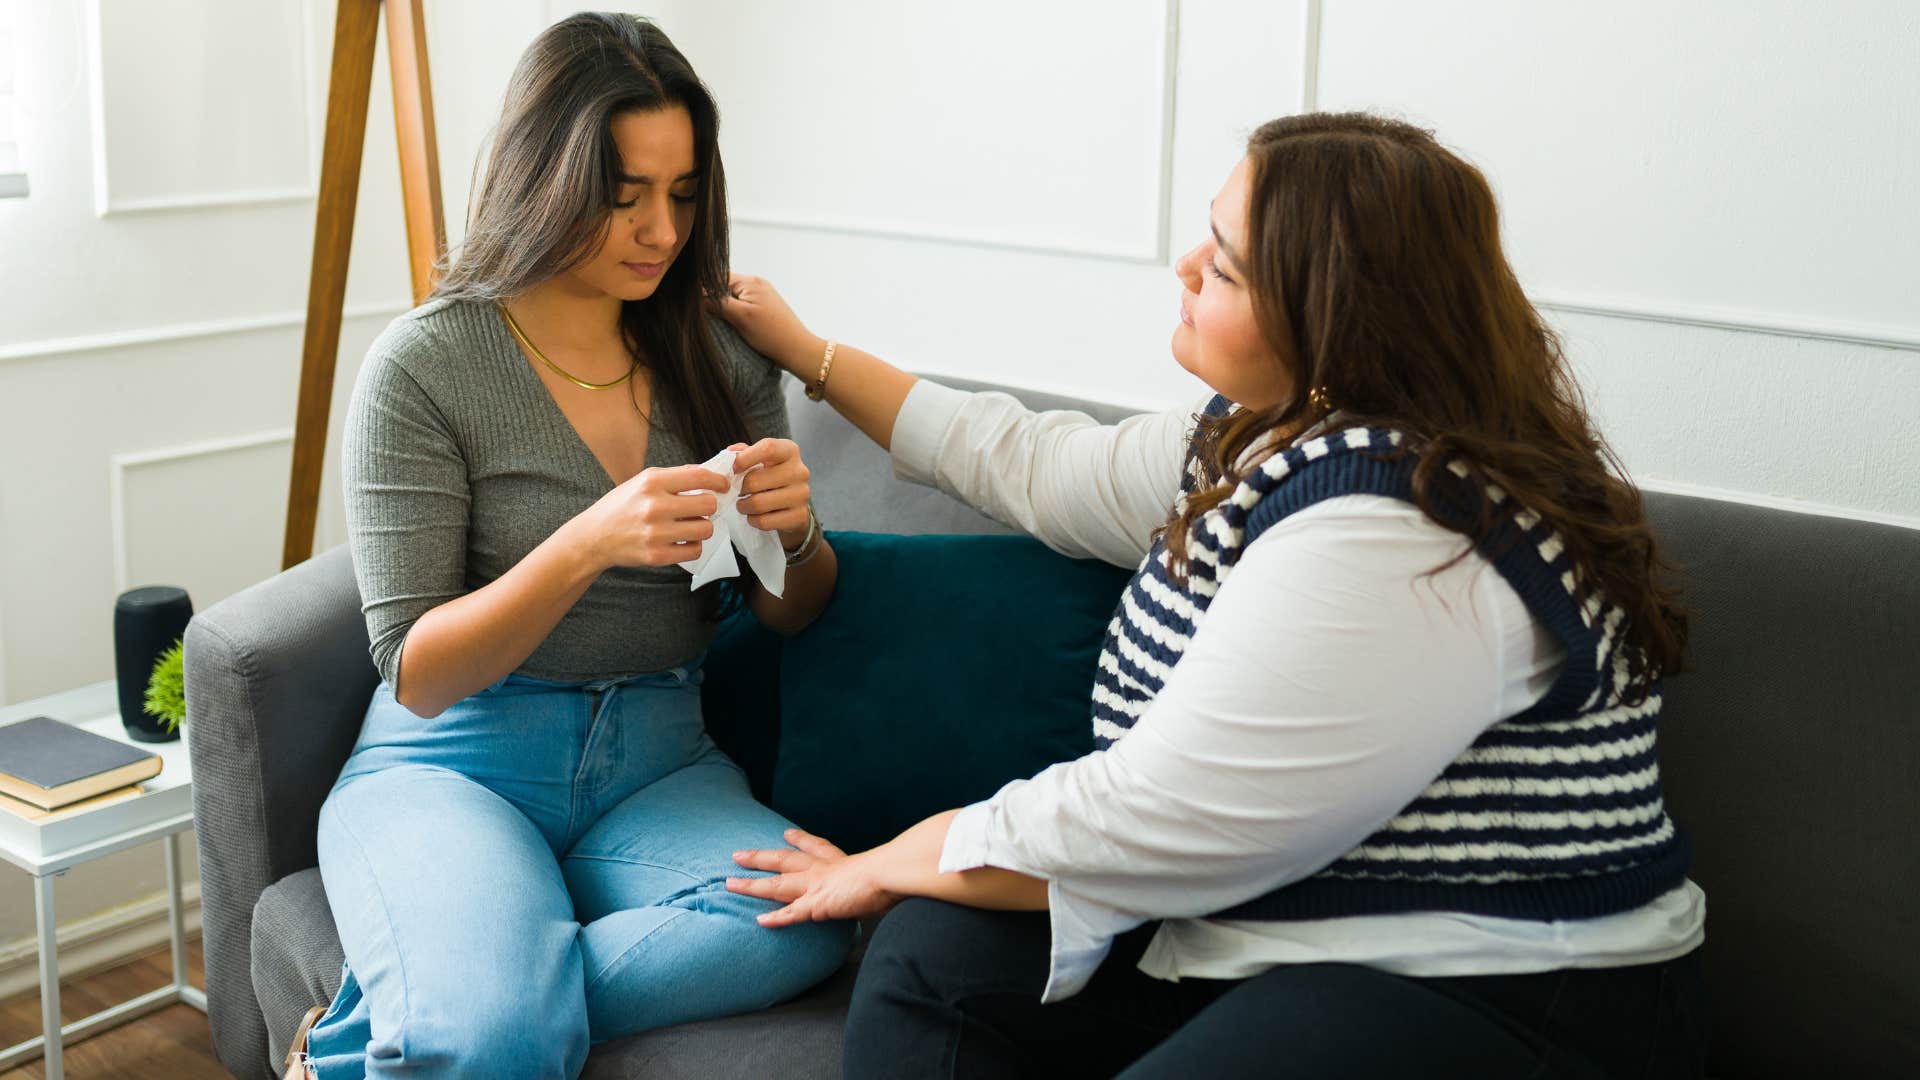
114,585,192,742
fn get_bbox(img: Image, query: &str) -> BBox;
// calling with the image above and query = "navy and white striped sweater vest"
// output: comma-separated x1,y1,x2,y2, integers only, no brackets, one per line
1091,396,1689,922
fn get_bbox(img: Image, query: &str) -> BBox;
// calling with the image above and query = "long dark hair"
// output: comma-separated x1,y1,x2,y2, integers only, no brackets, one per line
435,12,753,456
1165,112,1686,700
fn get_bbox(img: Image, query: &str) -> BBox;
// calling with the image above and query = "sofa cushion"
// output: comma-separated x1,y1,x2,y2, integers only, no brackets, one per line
701,605,785,803
252,867,347,1064
581,961,856,1080
1645,492,1920,1078
769,531,1132,853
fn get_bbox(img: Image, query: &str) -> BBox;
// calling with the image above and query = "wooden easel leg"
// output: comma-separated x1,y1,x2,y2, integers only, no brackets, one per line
386,0,447,304
284,0,382,569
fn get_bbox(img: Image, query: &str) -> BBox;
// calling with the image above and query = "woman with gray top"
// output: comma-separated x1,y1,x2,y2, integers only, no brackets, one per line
282,15,852,1079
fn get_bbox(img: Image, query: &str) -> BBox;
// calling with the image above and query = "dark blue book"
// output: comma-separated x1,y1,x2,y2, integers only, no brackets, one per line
0,716,162,811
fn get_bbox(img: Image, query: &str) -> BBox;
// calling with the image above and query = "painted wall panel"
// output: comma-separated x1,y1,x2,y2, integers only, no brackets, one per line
1316,0,1920,337
116,434,292,602
92,0,312,212
567,0,1176,260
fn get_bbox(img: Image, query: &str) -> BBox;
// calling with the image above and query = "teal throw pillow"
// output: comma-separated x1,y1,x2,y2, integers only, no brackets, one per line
771,531,1134,853
700,601,783,803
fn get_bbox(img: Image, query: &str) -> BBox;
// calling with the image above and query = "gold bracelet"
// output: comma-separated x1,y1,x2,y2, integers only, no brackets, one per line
804,339,838,401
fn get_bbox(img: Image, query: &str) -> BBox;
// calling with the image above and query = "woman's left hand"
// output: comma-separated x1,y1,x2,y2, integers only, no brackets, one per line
729,438,812,548
727,828,899,927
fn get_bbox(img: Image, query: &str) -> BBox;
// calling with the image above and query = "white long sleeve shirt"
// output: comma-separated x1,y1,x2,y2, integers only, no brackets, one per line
889,380,1705,1002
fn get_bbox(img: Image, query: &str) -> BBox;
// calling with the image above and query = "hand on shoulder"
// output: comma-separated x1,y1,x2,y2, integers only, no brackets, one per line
714,273,823,376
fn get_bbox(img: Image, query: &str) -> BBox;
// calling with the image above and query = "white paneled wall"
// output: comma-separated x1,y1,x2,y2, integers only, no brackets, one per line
557,0,1278,408
0,0,1913,971
1318,1,1920,345
1307,0,1919,517
1,0,405,709
89,0,314,214
579,0,1916,519
671,0,1179,261
0,0,525,954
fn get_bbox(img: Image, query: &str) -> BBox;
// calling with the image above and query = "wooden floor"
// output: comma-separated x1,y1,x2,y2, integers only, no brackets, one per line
0,937,223,1079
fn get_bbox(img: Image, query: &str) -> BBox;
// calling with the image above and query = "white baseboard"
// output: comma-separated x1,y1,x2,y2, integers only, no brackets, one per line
0,883,203,1000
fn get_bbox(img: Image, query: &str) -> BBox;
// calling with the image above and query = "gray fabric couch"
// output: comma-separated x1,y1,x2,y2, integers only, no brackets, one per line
185,376,1920,1079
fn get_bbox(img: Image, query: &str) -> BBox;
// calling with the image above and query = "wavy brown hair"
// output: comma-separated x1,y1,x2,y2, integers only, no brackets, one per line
1165,112,1685,699
434,12,753,457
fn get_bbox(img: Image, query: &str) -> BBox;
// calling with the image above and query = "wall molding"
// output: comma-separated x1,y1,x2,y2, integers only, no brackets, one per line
109,430,295,595
735,0,1182,266
85,0,318,217
1151,0,1182,263
734,212,1173,265
0,300,410,364
96,186,316,217
1532,292,1920,353
0,542,8,706
0,881,201,1001
1299,0,1321,113
1300,6,1919,355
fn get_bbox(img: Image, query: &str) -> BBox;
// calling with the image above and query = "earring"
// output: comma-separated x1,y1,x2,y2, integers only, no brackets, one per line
1307,386,1332,411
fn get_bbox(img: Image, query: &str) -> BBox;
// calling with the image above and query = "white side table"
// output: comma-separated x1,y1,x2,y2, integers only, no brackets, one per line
0,681,205,1080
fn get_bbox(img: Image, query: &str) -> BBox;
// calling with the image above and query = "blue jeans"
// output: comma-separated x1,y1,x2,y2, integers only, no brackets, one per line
303,664,853,1078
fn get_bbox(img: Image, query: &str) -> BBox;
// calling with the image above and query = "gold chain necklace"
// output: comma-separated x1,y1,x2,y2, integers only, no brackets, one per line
500,303,637,391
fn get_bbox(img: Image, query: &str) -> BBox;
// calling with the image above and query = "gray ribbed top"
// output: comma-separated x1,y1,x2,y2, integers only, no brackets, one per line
343,297,789,687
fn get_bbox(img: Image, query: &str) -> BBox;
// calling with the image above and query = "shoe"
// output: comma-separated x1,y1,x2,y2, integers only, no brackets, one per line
283,1004,327,1080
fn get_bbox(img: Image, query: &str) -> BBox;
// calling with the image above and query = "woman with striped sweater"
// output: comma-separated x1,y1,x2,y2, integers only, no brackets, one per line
718,112,1708,1078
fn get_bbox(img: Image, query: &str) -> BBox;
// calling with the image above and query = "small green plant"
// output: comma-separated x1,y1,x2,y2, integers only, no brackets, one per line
144,639,186,733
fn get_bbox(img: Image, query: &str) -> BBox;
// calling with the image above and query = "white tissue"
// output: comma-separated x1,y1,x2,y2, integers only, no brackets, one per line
676,448,786,598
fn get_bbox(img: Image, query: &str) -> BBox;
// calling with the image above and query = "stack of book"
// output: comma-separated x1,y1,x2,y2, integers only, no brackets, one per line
0,715,163,822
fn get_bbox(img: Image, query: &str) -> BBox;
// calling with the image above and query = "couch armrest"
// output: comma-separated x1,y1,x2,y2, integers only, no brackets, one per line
184,545,377,1080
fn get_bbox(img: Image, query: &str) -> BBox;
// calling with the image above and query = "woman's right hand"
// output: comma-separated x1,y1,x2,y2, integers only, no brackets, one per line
573,463,730,569
715,272,824,375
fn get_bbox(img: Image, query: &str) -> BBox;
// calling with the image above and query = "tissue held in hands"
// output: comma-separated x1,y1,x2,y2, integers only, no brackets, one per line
677,447,785,597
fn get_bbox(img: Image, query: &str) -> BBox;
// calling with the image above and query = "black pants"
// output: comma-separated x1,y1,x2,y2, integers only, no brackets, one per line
843,899,1710,1080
